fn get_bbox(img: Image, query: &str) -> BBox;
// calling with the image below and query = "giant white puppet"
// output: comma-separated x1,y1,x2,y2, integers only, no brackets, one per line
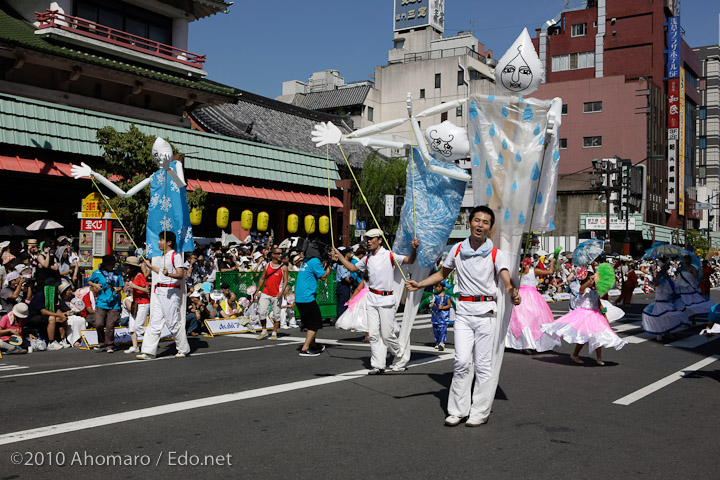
314,28,561,382
70,137,194,257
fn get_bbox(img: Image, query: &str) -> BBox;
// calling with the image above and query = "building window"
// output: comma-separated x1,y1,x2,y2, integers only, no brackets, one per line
420,88,425,99
571,23,587,37
435,73,441,88
559,138,568,149
551,52,595,72
456,105,463,117
367,106,374,122
441,111,448,122
699,136,706,149
457,69,465,86
699,107,706,120
561,104,568,115
583,101,603,113
583,136,602,148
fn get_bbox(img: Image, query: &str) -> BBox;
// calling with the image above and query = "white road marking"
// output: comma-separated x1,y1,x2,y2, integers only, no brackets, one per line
0,342,299,379
613,354,720,405
0,354,453,446
0,365,28,371
611,322,643,333
665,334,720,349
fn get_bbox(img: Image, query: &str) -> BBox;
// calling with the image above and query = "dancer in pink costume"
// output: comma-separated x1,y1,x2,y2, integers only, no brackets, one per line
505,256,561,352
542,268,626,366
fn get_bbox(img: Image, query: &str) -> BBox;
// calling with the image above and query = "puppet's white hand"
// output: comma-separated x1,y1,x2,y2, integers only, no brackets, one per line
71,162,93,179
311,122,343,147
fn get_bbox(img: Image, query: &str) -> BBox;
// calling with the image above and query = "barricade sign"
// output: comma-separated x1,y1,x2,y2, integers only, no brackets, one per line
554,292,573,301
204,317,254,336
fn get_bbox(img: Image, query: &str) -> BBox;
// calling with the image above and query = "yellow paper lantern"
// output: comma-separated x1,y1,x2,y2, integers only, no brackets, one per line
287,213,299,234
304,215,316,234
189,208,202,226
319,215,329,234
257,211,269,232
216,206,229,229
241,209,253,230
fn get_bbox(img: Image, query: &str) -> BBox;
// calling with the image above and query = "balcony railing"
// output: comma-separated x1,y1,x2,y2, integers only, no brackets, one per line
389,46,486,65
35,9,205,69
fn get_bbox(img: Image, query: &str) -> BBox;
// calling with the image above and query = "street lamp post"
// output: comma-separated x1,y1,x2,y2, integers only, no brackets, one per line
592,159,622,254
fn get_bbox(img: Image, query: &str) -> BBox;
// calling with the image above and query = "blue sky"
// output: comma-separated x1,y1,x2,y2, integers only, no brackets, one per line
189,0,720,99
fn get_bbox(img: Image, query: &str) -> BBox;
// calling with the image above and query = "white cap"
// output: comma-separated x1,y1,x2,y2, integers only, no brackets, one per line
364,228,383,239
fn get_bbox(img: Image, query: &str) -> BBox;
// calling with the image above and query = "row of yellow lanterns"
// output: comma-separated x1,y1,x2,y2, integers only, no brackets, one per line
194,207,329,234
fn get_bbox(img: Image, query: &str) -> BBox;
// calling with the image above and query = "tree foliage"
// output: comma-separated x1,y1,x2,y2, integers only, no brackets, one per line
687,230,710,258
351,153,408,238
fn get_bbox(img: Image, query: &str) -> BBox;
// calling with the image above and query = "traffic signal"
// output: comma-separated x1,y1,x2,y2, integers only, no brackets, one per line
394,195,405,216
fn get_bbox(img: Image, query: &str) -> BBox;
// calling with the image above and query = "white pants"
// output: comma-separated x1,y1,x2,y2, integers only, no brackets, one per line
280,307,296,327
257,292,281,326
447,312,496,422
128,303,150,334
141,287,190,356
367,304,400,369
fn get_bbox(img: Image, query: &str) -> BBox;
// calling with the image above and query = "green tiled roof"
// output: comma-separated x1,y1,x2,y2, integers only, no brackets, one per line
0,7,235,98
0,93,340,189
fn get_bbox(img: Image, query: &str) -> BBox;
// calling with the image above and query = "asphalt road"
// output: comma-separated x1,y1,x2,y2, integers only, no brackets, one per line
1,291,719,479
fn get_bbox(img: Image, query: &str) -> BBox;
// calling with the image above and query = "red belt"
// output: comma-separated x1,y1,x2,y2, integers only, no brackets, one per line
154,283,180,291
369,288,392,296
459,295,496,302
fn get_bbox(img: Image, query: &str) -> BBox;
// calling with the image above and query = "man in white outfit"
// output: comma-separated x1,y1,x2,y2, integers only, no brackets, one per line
407,206,521,426
137,231,190,360
332,229,419,374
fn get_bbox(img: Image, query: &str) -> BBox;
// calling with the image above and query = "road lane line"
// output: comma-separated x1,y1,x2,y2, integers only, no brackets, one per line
0,354,453,446
665,334,720,349
613,354,720,405
0,341,300,379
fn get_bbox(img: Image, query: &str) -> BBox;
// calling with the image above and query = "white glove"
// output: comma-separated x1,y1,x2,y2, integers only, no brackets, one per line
311,121,343,147
70,162,93,179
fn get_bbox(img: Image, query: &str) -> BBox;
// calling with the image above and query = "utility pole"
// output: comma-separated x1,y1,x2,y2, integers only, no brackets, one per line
591,158,623,254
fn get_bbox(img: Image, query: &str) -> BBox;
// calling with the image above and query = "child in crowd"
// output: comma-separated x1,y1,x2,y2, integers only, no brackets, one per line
280,292,297,329
430,282,451,351
124,257,150,354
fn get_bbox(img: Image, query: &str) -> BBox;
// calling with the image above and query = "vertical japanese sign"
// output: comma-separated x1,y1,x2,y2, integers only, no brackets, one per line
678,67,685,215
667,78,679,213
667,17,680,78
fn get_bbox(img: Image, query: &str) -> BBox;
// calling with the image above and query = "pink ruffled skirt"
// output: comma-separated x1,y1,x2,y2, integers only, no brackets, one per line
506,285,561,352
542,307,627,352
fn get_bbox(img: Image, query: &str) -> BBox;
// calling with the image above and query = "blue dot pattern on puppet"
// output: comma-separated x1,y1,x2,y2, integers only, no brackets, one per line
517,97,524,103
515,151,522,163
536,191,543,204
486,183,493,196
474,132,481,144
553,149,560,162
469,101,478,118
549,219,556,231
511,179,517,191
498,152,504,165
519,211,526,224
489,124,495,137
534,124,540,135
485,161,493,179
504,208,511,220
502,139,508,150
488,95,495,101
539,135,545,146
523,104,533,121
531,162,541,180
501,105,509,118
472,154,480,166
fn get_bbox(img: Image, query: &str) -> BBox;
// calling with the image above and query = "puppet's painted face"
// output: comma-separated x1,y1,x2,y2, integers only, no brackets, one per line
424,121,469,162
152,137,172,169
500,50,533,92
494,28,544,95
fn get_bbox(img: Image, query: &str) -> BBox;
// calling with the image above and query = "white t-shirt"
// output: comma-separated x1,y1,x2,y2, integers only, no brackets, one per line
355,246,406,307
152,250,183,285
442,242,511,316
